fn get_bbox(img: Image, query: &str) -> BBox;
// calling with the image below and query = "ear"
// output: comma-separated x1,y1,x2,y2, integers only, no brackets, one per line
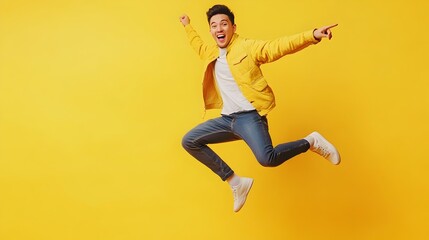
233,24,237,32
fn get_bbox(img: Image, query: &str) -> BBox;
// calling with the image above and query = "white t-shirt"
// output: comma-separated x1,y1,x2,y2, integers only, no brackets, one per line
214,48,255,115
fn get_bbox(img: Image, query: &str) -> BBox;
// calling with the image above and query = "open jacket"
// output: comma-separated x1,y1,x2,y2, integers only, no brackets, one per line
184,24,320,116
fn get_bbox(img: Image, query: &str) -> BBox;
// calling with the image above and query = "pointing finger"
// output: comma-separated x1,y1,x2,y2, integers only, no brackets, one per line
325,24,338,30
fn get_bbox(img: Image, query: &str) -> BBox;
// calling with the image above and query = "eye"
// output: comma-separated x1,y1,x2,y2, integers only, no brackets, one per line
211,25,217,29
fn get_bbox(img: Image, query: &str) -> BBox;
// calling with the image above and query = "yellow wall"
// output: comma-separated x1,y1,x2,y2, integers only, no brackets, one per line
1,0,428,239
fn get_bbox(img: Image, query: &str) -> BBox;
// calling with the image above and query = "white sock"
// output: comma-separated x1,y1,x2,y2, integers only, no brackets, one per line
227,174,241,188
304,134,315,147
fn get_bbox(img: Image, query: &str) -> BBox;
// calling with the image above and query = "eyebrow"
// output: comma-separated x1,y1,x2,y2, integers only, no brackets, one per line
210,19,229,25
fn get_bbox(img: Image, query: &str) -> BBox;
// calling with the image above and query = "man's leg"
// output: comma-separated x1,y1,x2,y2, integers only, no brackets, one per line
181,115,254,212
232,111,310,167
232,111,340,166
181,116,238,181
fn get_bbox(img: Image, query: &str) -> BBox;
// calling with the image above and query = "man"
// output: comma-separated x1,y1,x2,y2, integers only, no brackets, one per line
180,5,340,213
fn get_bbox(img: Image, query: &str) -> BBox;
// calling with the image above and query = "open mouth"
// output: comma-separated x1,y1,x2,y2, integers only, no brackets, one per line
217,34,225,40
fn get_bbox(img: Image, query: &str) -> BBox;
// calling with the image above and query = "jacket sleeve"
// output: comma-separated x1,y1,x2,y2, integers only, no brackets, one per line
249,29,320,64
184,24,212,60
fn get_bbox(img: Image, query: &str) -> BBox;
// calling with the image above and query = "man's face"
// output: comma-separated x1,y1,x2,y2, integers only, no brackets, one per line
209,14,236,48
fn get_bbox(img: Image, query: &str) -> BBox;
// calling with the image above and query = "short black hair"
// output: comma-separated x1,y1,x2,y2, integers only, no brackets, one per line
206,5,235,25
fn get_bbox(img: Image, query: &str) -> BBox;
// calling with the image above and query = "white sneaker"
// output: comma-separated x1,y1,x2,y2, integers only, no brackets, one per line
231,177,254,212
308,132,341,165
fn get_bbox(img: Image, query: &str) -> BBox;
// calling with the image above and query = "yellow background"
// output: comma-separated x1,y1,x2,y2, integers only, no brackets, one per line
1,0,428,239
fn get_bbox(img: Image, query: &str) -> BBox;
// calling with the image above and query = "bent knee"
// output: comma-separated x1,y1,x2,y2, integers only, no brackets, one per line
181,135,191,150
181,134,197,151
256,155,279,167
256,156,273,167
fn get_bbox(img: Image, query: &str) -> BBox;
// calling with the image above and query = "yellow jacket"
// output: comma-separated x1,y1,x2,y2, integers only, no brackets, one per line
184,24,320,116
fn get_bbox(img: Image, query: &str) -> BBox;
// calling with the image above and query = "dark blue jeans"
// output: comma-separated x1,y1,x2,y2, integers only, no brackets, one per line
182,110,310,181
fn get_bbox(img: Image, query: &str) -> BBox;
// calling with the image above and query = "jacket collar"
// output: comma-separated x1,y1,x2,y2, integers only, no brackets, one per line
226,33,239,52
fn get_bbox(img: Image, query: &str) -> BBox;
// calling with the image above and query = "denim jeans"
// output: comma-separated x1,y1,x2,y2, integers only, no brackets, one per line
182,110,310,181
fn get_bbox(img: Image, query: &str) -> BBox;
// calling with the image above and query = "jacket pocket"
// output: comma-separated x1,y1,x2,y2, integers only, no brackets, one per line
231,53,256,78
231,53,248,65
251,77,269,92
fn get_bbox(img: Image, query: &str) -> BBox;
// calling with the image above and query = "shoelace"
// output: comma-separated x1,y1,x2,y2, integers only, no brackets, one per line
314,143,330,158
232,188,238,201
